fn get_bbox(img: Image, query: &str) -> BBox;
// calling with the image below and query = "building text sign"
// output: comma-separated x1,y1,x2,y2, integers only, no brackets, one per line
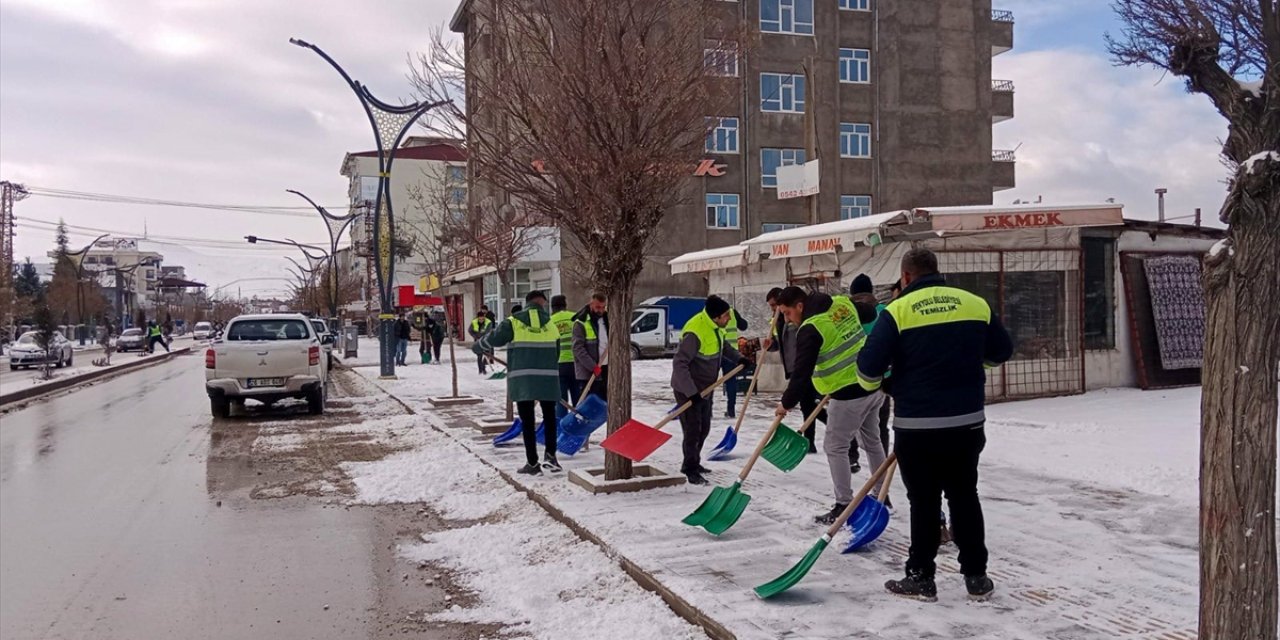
926,206,1124,233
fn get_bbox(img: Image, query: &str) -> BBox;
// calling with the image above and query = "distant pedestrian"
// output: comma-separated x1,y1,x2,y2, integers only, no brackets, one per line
670,295,740,485
719,306,748,418
469,310,494,374
473,290,562,475
394,314,412,366
857,248,1013,602
146,320,169,354
425,316,445,364
550,295,579,417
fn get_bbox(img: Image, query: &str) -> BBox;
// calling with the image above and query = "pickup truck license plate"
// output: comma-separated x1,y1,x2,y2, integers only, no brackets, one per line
247,377,286,388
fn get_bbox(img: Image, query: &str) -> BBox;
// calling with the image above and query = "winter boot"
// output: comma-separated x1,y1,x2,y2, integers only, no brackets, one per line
685,471,708,486
850,460,862,474
814,503,849,525
517,463,542,476
541,453,562,473
965,574,995,601
696,464,712,474
885,570,937,602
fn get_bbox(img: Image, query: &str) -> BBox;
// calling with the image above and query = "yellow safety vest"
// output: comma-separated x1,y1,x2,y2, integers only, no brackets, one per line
681,310,723,358
723,308,740,345
801,296,866,395
509,309,559,348
552,310,576,364
470,317,492,334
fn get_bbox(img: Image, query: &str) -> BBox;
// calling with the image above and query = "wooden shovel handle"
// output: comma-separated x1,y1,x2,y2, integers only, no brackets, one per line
653,364,746,431
575,371,598,407
876,459,897,502
798,395,832,436
825,452,897,538
730,315,777,435
737,413,787,481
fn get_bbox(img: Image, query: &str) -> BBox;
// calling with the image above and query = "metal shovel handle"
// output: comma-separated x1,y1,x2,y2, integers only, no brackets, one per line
652,364,746,431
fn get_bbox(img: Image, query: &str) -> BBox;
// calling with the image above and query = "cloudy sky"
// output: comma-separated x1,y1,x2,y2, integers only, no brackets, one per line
1,0,1230,296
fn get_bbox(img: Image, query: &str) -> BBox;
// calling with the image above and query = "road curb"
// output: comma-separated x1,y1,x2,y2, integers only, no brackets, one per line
367,376,738,640
0,347,194,408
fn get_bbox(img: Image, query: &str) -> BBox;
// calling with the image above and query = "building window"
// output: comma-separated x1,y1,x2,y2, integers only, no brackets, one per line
840,122,872,158
761,73,805,113
355,176,379,204
704,42,739,77
448,166,466,182
839,0,870,10
706,117,739,154
484,268,533,312
840,195,872,219
706,193,740,229
760,148,806,188
761,223,804,234
761,0,814,35
1082,237,1116,349
839,48,870,83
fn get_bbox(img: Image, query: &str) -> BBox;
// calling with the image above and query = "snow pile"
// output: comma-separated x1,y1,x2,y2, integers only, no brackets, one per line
1209,238,1232,258
1238,79,1263,97
1242,150,1279,174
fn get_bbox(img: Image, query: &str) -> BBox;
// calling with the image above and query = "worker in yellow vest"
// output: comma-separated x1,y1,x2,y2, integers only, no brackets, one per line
671,295,740,485
718,306,748,419
468,309,494,374
550,294,579,418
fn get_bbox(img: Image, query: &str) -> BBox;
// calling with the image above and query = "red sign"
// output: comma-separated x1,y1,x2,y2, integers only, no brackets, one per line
926,206,1124,233
981,212,1064,229
397,285,443,308
806,237,840,253
693,159,727,177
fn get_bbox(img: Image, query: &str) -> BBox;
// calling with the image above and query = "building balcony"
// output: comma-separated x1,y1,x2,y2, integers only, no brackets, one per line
992,79,1015,123
992,149,1017,191
991,9,1014,56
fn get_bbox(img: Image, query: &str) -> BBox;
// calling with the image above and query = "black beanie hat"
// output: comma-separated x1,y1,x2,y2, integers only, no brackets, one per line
550,294,567,310
850,273,874,295
704,295,731,318
525,290,547,303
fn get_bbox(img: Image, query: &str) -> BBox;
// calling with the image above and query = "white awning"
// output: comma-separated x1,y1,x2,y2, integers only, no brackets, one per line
917,203,1124,233
668,245,747,274
741,210,911,262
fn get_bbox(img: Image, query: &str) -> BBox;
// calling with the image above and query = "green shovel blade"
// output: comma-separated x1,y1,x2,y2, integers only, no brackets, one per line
703,489,752,536
682,481,740,528
760,424,809,472
754,536,830,599
488,369,507,380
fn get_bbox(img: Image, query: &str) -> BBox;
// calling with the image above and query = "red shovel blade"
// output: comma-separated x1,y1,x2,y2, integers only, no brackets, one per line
600,418,673,462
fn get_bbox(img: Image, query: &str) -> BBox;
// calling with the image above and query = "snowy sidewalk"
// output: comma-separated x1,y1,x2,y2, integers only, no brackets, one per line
352,356,1230,639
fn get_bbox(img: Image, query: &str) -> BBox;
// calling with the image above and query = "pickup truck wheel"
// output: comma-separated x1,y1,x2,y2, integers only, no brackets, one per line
9,364,17,371
210,396,232,419
66,351,73,367
630,344,642,361
306,386,325,415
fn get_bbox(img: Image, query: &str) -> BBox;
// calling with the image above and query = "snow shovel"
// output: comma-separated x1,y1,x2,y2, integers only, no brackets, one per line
754,453,897,599
708,318,775,461
759,396,832,472
841,459,897,554
684,400,829,535
492,420,523,445
557,370,606,437
600,364,745,462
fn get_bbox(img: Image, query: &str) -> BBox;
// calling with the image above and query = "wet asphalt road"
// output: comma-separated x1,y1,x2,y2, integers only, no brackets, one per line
0,354,412,640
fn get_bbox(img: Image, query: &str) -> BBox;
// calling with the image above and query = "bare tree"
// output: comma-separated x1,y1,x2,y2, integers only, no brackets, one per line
412,0,741,480
1109,2,1279,637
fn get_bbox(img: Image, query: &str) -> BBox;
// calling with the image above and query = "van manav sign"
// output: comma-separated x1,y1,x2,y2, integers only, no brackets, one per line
921,205,1124,232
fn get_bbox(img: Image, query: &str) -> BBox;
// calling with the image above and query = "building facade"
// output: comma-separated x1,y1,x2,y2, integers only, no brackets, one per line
451,0,1016,303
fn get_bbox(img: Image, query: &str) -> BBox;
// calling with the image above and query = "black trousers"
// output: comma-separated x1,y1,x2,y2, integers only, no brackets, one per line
800,387,827,449
895,424,987,578
517,400,557,466
478,351,490,374
582,365,608,401
676,395,712,473
432,339,442,361
877,395,892,455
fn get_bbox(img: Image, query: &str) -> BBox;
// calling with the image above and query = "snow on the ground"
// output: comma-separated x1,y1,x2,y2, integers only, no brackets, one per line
340,401,708,640
351,353,1271,639
0,347,186,394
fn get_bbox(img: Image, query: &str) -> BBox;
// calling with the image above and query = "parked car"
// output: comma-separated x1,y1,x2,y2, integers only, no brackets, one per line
116,327,146,352
309,318,337,366
8,331,74,370
204,313,328,418
193,321,214,340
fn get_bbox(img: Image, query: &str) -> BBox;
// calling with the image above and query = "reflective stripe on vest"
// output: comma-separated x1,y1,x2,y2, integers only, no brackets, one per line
885,285,992,332
681,310,723,360
552,310,576,364
801,296,866,395
509,309,559,350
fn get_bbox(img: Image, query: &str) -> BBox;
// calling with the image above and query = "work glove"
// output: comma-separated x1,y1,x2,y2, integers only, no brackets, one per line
592,365,602,377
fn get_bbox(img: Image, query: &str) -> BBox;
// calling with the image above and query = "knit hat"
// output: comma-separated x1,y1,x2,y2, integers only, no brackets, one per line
850,273,874,296
704,295,731,319
525,290,547,303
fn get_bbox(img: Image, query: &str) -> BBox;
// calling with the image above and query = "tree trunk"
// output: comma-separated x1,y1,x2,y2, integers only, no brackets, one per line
499,272,513,421
604,281,636,481
1199,186,1279,639
448,320,459,398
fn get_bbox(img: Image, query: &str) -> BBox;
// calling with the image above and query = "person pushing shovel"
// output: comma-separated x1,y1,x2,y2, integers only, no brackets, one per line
772,286,885,525
473,290,563,475
671,295,740,486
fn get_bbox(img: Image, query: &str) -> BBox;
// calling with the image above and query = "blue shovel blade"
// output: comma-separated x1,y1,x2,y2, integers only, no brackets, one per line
491,419,523,446
841,497,891,553
558,395,608,437
557,430,589,456
707,427,738,460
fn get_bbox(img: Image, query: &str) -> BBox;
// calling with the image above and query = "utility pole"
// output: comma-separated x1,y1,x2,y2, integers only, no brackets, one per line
1,181,29,342
802,58,818,226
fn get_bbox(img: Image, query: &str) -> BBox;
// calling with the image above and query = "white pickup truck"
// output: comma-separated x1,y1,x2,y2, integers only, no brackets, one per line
204,313,329,418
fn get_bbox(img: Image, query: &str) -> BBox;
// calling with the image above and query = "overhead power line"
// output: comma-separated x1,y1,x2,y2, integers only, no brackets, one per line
21,185,353,218
16,216,331,250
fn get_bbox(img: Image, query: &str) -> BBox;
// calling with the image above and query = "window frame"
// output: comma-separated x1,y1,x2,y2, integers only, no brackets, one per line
705,116,740,154
839,195,873,220
1082,236,1117,350
704,42,739,77
761,222,804,234
760,0,815,35
705,193,741,229
839,0,871,10
839,122,873,158
760,73,806,114
760,148,806,188
839,48,871,84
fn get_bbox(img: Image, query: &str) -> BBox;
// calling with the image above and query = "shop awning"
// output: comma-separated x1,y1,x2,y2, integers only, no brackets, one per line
917,203,1124,233
740,210,911,262
397,285,443,308
668,245,748,275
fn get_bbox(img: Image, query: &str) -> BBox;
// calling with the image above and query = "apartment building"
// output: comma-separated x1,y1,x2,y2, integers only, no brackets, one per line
450,0,1016,302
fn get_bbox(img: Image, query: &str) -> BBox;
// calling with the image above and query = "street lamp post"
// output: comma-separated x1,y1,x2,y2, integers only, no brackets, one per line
245,235,331,314
286,190,355,319
65,234,109,345
290,37,449,379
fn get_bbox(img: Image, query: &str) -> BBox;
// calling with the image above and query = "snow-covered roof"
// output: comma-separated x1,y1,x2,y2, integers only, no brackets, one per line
740,210,911,262
667,245,747,275
919,203,1125,233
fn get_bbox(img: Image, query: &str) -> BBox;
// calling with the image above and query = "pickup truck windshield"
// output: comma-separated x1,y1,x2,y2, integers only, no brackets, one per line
226,319,311,341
